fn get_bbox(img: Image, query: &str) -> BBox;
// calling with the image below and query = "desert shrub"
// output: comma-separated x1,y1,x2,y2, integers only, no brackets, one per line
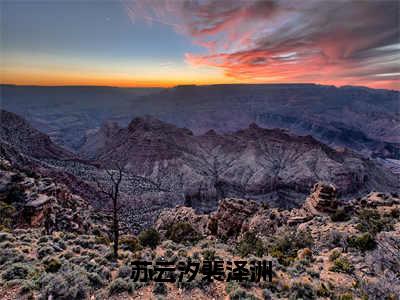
226,282,240,294
0,224,11,232
202,249,216,261
237,232,265,258
263,288,272,300
166,222,200,244
95,235,110,245
44,257,62,273
0,241,13,249
120,235,141,251
347,233,376,252
138,228,161,249
86,250,99,260
389,207,400,219
7,185,26,203
37,246,54,259
20,234,32,243
330,257,354,274
356,209,393,235
72,245,81,254
329,250,341,261
161,240,178,250
229,287,259,300
64,232,77,240
39,264,89,300
0,232,14,243
105,250,116,261
38,236,50,244
0,201,16,228
327,230,347,249
0,248,25,266
331,208,351,222
208,218,218,235
153,282,167,295
117,265,132,279
298,248,313,260
72,255,92,267
316,283,331,297
19,279,36,295
176,275,210,291
55,240,66,251
190,251,200,261
2,263,31,281
87,272,105,289
10,173,24,183
108,278,130,295
338,294,354,300
93,256,108,266
270,229,314,266
161,248,172,259
75,236,94,249
96,266,111,281
60,251,73,260
289,282,316,300
307,269,320,279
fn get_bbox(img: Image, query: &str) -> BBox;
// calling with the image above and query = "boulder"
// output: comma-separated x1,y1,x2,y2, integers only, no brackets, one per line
243,208,287,236
303,182,338,214
154,205,209,237
208,198,259,239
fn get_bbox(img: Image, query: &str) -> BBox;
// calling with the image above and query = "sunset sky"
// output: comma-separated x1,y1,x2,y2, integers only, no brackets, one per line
1,0,399,89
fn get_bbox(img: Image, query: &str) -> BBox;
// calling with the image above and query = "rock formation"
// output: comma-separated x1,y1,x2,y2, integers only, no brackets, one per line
303,182,339,214
154,205,209,237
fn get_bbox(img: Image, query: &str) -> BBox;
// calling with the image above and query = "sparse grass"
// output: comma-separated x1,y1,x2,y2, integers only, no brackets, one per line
330,257,354,274
338,293,354,300
166,222,201,244
138,228,160,249
228,287,259,300
120,235,141,251
316,283,331,297
87,272,105,288
2,263,32,281
39,264,90,299
153,282,167,295
202,249,216,261
95,235,110,245
347,233,376,252
356,209,394,235
329,250,341,261
289,281,316,300
37,245,54,259
117,265,132,279
43,257,62,273
331,208,351,222
236,231,265,258
0,201,16,228
108,278,130,295
270,229,314,266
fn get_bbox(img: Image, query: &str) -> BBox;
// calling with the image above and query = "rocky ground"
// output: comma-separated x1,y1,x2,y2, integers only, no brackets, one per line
0,157,399,300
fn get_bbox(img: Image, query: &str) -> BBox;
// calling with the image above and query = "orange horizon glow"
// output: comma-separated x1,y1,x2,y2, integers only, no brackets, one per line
1,74,399,90
2,1,399,91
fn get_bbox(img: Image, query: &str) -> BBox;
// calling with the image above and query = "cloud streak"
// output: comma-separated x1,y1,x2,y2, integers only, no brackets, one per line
125,0,400,89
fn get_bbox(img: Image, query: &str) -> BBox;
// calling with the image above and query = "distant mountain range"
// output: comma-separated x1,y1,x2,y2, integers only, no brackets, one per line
2,109,397,215
2,84,399,159
82,115,399,210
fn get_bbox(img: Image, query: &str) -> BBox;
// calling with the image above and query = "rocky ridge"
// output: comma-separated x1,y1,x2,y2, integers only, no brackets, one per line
0,157,110,235
87,116,398,211
0,165,399,299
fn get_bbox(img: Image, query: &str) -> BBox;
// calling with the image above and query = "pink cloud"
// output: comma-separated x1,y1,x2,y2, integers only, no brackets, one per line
125,0,400,89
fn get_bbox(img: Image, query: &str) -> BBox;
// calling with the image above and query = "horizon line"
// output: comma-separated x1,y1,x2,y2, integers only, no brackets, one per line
1,82,398,92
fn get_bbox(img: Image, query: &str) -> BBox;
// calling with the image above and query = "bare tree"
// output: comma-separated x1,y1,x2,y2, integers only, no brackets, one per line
93,162,124,260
